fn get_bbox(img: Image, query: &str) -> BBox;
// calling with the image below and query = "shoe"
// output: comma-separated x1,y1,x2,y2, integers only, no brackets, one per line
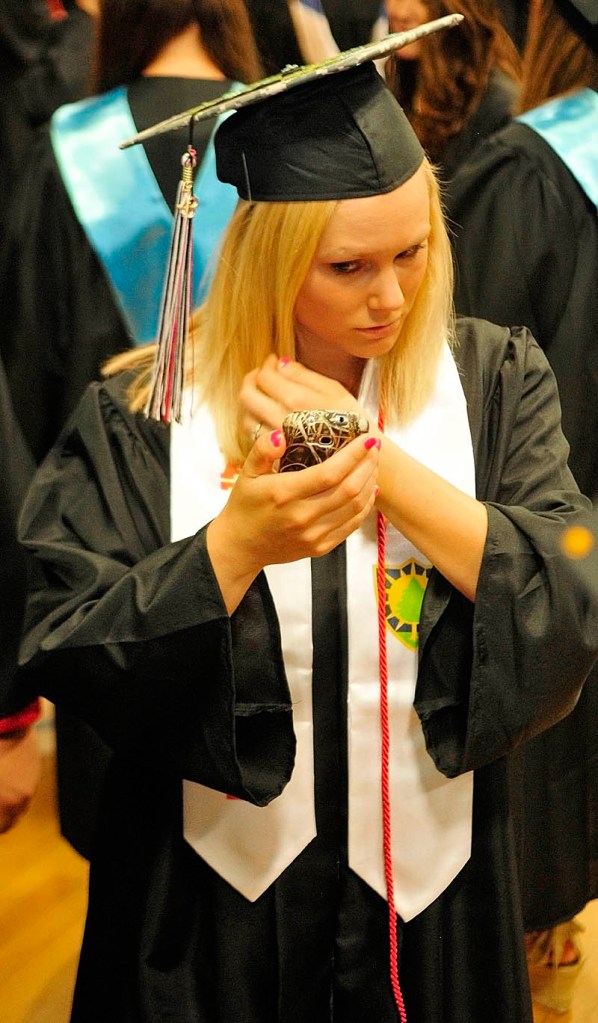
526,918,584,1015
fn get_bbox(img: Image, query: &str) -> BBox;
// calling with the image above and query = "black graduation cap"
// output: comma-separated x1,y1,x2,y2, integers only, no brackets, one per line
120,14,464,157
214,61,423,202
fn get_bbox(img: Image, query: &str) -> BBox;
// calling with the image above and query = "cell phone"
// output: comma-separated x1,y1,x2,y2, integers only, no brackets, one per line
278,409,369,472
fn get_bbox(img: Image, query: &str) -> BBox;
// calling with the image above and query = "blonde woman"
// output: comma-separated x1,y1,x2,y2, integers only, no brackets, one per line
13,59,597,1023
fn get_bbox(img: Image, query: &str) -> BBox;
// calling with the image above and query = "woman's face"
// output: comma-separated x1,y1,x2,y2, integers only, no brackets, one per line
386,0,434,60
293,165,430,392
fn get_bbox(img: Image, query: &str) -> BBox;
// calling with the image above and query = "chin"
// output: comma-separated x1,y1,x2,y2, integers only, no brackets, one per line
393,42,421,62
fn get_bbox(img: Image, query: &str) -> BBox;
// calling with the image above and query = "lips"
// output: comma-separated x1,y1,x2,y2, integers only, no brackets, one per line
357,321,401,338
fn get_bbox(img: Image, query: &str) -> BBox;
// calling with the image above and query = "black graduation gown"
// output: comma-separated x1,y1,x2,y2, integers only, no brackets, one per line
0,0,50,217
439,69,517,183
0,76,234,857
14,320,598,1022
446,118,598,929
0,355,34,712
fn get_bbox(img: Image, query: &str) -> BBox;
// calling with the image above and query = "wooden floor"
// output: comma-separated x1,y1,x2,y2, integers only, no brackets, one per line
0,752,597,1022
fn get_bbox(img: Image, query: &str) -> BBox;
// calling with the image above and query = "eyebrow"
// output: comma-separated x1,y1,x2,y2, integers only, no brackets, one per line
320,231,431,261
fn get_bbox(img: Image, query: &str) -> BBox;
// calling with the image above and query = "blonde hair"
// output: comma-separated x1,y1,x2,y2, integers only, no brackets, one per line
106,160,454,465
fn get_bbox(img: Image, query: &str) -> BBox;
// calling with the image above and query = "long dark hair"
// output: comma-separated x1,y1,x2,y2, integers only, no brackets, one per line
517,0,598,112
385,0,520,162
91,0,263,93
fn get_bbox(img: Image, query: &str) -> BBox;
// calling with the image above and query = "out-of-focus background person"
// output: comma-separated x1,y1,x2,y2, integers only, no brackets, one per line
447,0,598,1014
384,0,521,181
0,354,40,835
0,0,263,865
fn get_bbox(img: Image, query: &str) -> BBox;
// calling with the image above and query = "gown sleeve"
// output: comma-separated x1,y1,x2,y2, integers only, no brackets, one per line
16,378,295,806
416,322,598,776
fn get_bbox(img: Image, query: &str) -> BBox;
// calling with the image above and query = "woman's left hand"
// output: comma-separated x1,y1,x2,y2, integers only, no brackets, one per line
240,354,488,603
239,354,367,437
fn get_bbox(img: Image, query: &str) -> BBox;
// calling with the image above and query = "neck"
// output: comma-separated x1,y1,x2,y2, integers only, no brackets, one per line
300,354,365,397
143,23,225,80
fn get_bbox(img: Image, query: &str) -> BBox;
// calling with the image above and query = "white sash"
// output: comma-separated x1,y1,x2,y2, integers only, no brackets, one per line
171,344,475,920
347,347,474,921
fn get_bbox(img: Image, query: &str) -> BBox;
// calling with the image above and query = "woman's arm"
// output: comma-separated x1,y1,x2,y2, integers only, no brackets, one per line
239,353,487,600
207,426,380,614
375,445,487,601
16,384,296,802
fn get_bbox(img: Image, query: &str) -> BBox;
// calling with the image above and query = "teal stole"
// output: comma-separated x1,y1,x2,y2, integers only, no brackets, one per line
50,86,240,344
517,88,598,208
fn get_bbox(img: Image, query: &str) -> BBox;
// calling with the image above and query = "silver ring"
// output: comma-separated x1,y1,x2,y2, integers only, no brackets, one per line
252,422,262,442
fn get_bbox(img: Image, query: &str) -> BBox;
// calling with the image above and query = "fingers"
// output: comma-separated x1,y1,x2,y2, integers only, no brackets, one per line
243,428,286,478
293,437,381,550
239,358,287,436
239,354,364,437
248,433,380,563
210,433,380,589
276,433,381,502
272,356,351,404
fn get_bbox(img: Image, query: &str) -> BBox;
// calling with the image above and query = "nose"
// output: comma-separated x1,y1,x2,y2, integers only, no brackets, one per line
387,0,415,20
368,266,405,315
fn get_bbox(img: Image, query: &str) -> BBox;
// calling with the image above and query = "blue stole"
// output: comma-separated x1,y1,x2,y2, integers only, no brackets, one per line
50,86,240,344
517,88,598,209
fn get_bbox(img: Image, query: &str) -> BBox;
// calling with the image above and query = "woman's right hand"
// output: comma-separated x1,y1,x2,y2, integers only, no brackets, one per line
206,428,380,614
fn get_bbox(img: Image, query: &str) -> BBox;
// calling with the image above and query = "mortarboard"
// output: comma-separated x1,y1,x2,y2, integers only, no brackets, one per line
120,14,464,156
213,61,424,202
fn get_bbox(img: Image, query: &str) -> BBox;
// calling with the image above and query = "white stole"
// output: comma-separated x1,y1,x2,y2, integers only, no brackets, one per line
171,343,475,921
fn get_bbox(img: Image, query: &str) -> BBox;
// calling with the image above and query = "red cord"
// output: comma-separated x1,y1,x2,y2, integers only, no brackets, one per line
377,406,407,1023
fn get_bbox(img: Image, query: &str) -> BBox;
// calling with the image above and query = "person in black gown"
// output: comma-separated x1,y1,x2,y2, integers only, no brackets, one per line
0,0,262,466
0,0,262,860
446,0,597,1011
0,355,40,834
11,38,598,1023
384,0,521,182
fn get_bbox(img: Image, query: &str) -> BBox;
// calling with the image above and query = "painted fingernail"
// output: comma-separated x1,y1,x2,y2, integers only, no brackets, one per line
270,429,283,447
374,486,380,498
278,357,291,369
364,437,379,451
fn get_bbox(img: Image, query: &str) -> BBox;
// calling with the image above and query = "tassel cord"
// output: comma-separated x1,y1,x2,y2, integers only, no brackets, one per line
145,145,198,423
377,404,408,1023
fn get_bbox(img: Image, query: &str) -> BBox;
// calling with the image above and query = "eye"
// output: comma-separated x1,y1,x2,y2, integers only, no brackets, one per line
396,242,426,261
330,260,361,275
